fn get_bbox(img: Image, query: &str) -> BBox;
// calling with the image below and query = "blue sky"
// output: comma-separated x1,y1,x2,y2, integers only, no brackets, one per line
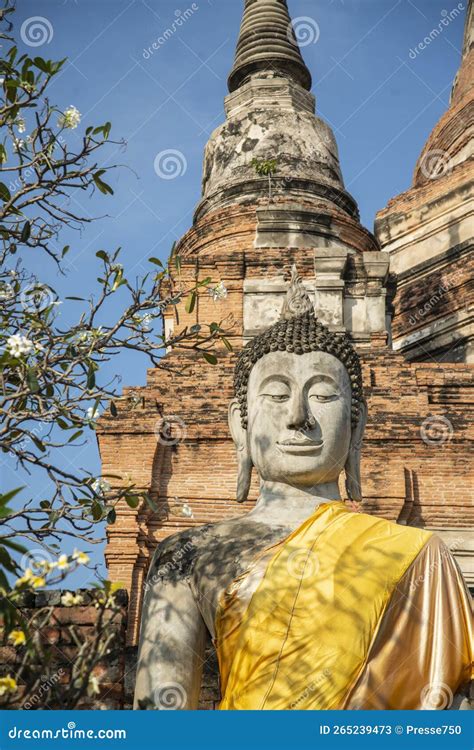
7,0,468,578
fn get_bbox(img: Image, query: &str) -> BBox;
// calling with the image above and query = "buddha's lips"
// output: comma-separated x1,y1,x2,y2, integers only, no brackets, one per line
277,438,324,454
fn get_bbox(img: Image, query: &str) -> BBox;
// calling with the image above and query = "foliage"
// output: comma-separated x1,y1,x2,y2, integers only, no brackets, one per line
0,1,231,707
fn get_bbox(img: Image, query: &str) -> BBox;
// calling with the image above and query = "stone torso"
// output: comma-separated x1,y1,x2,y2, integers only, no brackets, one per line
150,516,295,638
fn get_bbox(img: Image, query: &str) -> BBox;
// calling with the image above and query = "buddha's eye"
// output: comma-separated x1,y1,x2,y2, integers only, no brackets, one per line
309,389,338,403
260,382,291,402
262,392,290,403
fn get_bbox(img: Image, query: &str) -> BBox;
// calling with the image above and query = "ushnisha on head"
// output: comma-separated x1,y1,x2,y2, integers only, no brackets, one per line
229,266,367,504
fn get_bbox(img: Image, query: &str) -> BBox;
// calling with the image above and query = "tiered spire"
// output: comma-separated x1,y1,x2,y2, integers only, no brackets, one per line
228,0,312,92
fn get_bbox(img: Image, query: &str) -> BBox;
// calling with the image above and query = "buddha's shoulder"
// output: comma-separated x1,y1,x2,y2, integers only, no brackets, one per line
148,515,258,582
355,510,434,549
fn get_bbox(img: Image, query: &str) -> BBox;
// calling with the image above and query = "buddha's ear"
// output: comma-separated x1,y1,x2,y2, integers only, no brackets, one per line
228,399,253,504
344,401,367,502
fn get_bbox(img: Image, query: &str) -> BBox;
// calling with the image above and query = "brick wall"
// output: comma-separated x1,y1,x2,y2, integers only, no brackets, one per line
0,590,128,710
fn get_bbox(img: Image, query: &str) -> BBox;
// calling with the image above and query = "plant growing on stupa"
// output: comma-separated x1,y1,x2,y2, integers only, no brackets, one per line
251,157,278,202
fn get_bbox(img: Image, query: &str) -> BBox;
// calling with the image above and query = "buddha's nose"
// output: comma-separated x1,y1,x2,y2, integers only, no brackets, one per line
287,394,316,431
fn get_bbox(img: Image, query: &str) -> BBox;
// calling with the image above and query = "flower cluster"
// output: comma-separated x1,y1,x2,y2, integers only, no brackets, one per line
0,676,17,697
209,281,228,302
15,550,90,589
6,335,34,358
57,105,81,130
92,478,111,495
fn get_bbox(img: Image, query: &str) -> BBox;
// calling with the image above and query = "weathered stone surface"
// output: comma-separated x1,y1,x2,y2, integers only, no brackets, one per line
228,0,312,93
376,2,473,362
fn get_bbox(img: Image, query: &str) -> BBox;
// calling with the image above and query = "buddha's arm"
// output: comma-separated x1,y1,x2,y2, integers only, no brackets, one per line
134,563,207,710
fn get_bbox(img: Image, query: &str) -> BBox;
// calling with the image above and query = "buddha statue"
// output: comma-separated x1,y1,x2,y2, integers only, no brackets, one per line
134,268,472,711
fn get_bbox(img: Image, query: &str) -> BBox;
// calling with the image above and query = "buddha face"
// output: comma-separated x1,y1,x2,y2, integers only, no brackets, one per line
246,350,352,488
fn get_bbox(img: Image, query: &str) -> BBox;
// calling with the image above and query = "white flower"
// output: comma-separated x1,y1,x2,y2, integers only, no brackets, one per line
0,283,13,300
72,549,90,565
16,117,26,133
86,406,101,421
12,138,25,153
57,554,69,571
182,503,193,518
93,478,111,495
61,592,84,607
209,281,228,302
58,105,81,130
87,675,100,697
6,334,34,358
134,313,153,329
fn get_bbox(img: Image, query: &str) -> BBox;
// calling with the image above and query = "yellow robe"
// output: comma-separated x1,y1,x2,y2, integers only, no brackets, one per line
215,502,473,710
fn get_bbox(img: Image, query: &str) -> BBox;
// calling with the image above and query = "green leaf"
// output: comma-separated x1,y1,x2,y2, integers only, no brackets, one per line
222,337,233,352
62,245,70,257
93,171,114,196
143,493,157,512
96,250,109,262
67,430,83,443
149,257,163,268
0,547,18,574
125,495,140,509
26,367,39,393
197,277,212,288
91,500,102,521
31,434,46,452
202,351,217,365
1,537,26,554
0,182,11,201
50,58,66,75
0,487,25,507
110,401,118,417
32,57,51,74
107,508,116,525
0,145,7,164
20,221,31,242
186,291,196,315
87,365,96,390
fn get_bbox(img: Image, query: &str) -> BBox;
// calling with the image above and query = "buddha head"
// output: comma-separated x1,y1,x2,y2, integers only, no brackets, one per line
229,267,367,503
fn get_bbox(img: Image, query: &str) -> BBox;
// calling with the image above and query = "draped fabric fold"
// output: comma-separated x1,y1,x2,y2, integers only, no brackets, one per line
215,502,473,710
